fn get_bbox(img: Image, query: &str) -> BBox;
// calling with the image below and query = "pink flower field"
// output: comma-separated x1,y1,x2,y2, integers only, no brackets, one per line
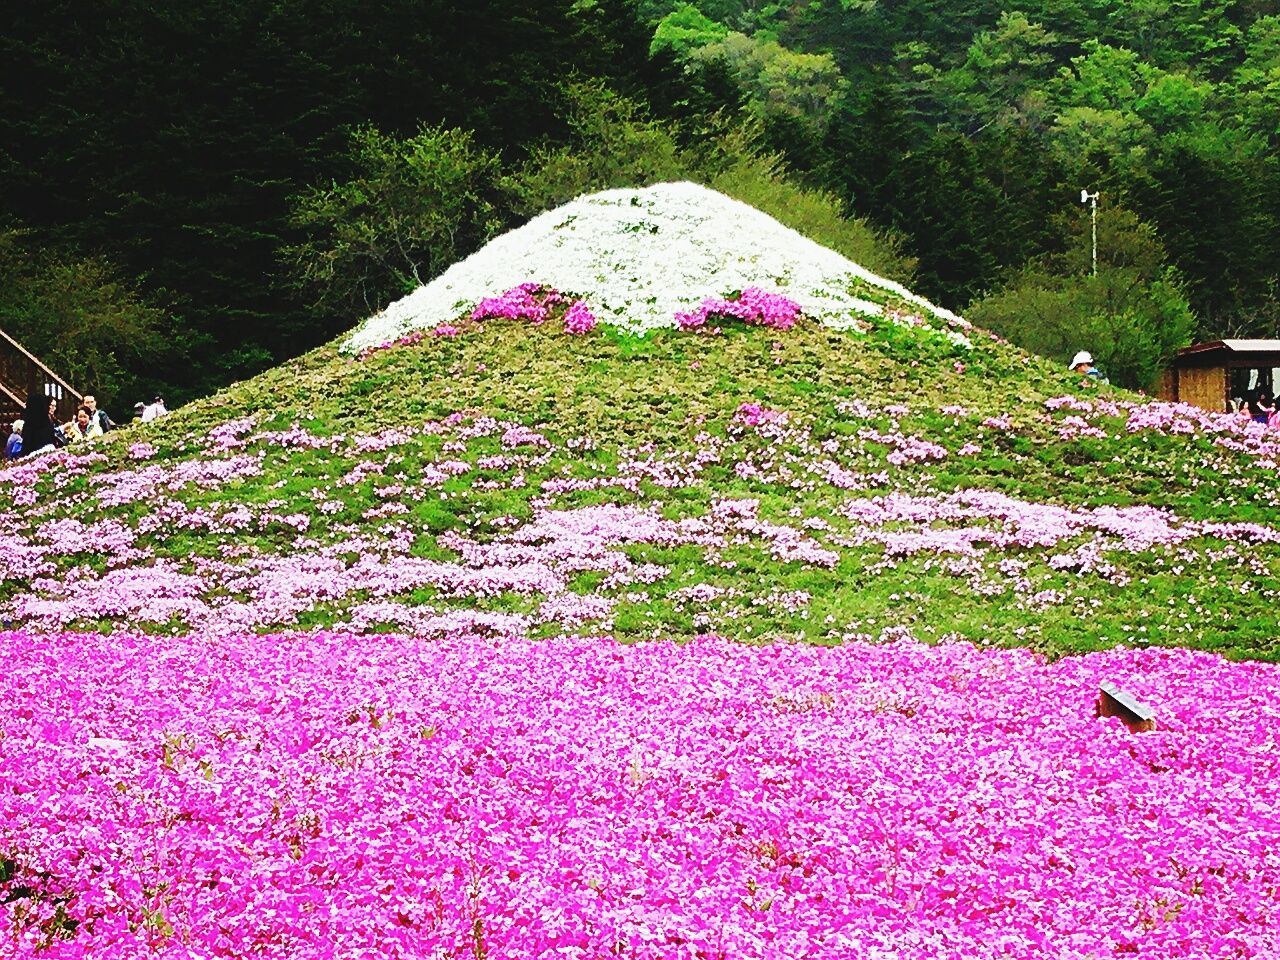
3,629,1278,958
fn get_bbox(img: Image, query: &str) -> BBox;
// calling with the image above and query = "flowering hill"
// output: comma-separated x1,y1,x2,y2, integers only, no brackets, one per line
3,184,1280,957
344,182,965,352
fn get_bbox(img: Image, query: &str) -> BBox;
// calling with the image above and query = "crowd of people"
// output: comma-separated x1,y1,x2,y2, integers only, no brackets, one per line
4,391,168,460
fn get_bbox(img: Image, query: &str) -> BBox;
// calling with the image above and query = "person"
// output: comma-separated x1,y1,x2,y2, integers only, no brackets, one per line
64,406,103,443
133,400,147,421
81,394,114,433
142,395,168,422
48,398,70,448
5,419,22,460
19,393,57,456
1249,389,1276,424
1069,350,1107,382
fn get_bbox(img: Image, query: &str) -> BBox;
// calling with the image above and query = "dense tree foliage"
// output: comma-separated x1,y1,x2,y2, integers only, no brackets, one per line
5,0,1280,400
0,230,189,406
284,126,506,319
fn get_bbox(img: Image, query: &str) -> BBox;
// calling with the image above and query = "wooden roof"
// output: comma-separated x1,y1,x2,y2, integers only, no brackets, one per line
1178,339,1280,357
1175,339,1280,366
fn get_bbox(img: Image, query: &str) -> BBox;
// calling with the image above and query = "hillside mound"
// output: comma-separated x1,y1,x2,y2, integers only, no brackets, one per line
1,181,1279,656
1,273,1277,656
346,181,962,352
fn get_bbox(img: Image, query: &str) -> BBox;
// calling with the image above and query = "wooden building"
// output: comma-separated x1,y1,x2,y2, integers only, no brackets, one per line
1157,339,1280,412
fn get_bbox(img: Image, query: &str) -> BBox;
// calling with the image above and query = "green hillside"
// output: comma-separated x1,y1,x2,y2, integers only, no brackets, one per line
5,294,1277,660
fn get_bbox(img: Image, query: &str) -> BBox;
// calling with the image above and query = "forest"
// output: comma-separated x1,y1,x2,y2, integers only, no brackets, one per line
4,0,1278,402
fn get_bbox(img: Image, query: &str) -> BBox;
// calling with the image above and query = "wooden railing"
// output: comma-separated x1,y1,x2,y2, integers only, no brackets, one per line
0,328,82,424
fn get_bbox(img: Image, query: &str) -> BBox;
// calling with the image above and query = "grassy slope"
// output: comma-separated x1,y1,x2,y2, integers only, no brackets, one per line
5,311,1279,660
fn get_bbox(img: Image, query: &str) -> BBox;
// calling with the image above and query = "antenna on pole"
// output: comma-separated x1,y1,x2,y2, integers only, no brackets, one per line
1080,189,1099,276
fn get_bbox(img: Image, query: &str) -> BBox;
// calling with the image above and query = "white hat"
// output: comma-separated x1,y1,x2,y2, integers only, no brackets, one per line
1070,351,1093,368
12,419,22,433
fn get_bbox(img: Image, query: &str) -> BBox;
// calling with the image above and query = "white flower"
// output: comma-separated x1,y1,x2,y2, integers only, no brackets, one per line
344,182,962,352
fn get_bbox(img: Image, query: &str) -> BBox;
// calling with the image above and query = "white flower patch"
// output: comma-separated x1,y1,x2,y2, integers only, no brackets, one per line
344,182,964,352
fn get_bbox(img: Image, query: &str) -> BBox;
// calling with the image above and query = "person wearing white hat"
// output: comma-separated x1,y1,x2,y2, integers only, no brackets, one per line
5,419,23,460
1069,350,1107,382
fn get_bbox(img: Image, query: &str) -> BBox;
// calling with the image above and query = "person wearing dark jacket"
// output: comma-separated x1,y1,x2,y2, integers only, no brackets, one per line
82,394,114,433
1249,389,1276,424
47,398,69,448
19,393,57,456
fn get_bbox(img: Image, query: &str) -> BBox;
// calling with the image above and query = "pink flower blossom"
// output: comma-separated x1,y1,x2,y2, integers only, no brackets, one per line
563,299,598,334
678,287,804,332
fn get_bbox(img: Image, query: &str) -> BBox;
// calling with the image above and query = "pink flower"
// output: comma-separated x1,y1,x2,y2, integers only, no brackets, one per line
563,300,597,335
471,283,559,323
357,329,425,358
2,630,1277,958
734,402,785,428
676,287,804,332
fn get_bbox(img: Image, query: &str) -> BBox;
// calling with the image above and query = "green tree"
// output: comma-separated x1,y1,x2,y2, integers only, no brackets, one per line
508,81,915,281
634,0,747,26
888,40,951,131
1136,73,1213,133
1047,42,1157,167
687,32,845,134
1103,0,1240,71
876,133,1008,306
1234,15,1280,143
1128,139,1280,333
283,125,505,320
651,4,730,57
967,206,1195,388
942,12,1061,134
505,81,688,215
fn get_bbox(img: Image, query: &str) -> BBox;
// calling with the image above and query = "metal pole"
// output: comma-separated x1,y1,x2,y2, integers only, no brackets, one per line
1080,189,1099,276
1091,193,1098,276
